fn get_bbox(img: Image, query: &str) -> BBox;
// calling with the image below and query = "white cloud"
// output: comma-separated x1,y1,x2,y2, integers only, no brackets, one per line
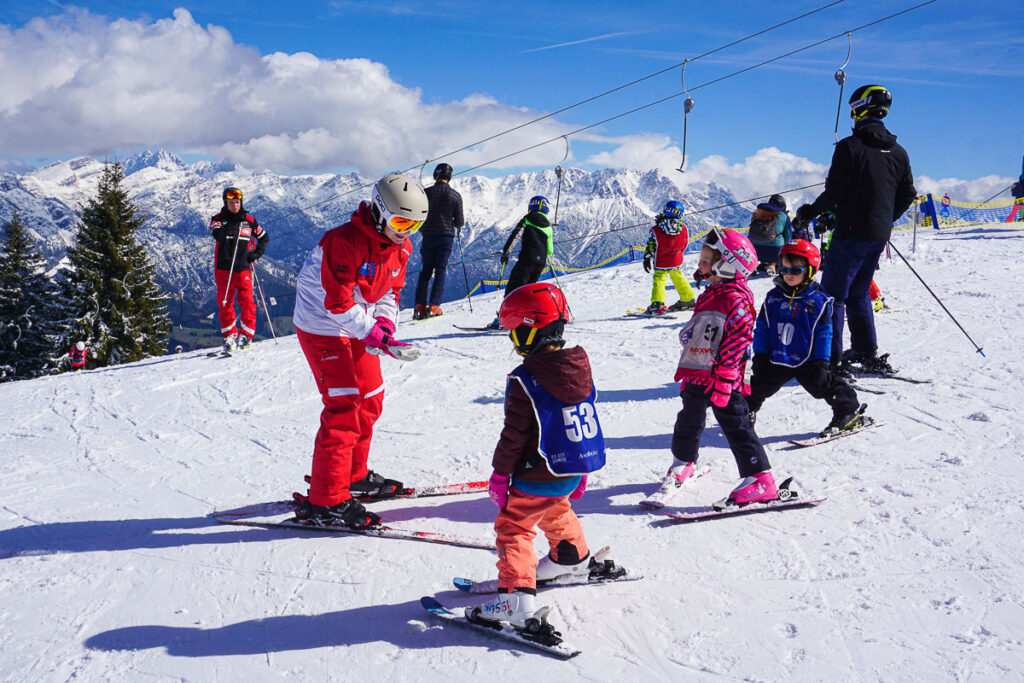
0,8,574,176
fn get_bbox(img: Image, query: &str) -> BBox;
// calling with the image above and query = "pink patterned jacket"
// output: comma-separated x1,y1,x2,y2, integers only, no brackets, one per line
674,279,756,391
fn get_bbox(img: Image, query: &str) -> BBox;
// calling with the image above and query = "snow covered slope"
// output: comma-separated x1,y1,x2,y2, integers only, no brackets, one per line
1,225,1022,681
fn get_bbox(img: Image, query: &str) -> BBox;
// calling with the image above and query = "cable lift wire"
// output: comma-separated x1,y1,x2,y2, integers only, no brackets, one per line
833,32,852,143
676,59,696,173
239,1,850,232
186,0,938,287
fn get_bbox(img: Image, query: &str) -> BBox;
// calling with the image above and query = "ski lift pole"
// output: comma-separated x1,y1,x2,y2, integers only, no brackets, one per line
833,33,852,144
455,226,473,313
676,59,695,173
552,136,570,226
886,240,984,357
251,265,277,342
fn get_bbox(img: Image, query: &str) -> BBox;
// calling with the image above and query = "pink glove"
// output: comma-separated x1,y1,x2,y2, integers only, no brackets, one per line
569,475,587,501
710,367,740,409
374,316,395,337
488,471,510,509
364,319,392,350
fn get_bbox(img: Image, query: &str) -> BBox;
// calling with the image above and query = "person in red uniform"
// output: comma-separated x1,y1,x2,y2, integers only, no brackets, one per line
68,341,87,370
209,187,268,352
291,173,428,529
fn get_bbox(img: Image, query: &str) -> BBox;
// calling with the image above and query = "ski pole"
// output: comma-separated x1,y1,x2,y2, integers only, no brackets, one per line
455,226,473,313
222,227,240,307
251,265,277,342
886,240,984,357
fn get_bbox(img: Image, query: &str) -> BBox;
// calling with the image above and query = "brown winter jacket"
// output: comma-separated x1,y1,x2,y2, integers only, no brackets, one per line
491,345,595,482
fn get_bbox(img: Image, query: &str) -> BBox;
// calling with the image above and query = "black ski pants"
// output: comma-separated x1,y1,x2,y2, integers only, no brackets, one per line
504,259,546,296
747,359,858,419
671,382,770,479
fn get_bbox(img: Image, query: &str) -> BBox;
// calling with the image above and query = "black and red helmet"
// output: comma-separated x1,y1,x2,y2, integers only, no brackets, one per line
499,282,569,356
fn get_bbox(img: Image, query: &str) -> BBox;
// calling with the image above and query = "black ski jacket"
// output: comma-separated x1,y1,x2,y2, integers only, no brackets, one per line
808,120,916,243
502,211,552,266
420,182,465,238
210,208,268,272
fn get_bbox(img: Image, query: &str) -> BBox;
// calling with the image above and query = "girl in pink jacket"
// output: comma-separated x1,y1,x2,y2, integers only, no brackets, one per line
658,228,776,509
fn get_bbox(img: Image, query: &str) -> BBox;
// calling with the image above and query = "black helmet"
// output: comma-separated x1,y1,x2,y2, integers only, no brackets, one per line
849,84,891,121
768,194,787,212
222,186,244,209
433,163,453,181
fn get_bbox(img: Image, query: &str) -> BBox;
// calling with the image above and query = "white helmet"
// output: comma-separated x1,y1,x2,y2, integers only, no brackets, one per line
75,341,85,351
370,173,428,240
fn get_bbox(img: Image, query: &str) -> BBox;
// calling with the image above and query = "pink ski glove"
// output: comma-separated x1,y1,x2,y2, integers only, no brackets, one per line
569,475,587,501
364,319,393,350
488,471,510,509
710,367,740,409
374,316,395,337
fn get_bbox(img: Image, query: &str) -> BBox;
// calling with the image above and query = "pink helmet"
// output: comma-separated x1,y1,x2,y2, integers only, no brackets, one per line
704,227,757,280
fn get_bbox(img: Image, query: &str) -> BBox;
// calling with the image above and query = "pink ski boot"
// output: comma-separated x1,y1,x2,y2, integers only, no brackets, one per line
720,470,778,508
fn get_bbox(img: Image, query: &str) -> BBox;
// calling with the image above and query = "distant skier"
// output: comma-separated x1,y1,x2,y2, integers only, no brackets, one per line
1011,156,1024,222
747,239,864,437
291,173,427,529
209,187,269,353
470,282,614,631
414,163,464,320
793,84,916,374
655,228,776,508
641,200,696,315
747,194,793,274
68,341,87,371
487,196,554,328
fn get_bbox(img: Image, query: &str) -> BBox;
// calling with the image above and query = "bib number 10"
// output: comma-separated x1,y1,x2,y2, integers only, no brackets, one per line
562,403,599,443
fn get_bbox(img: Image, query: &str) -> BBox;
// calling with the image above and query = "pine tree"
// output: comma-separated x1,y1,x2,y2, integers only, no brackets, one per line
0,212,62,381
57,162,171,368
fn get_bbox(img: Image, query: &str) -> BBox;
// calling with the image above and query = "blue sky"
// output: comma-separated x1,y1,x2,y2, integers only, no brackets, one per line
1,1,1022,192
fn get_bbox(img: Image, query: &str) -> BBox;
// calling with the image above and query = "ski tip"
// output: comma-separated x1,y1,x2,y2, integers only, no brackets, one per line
452,578,475,593
420,596,447,613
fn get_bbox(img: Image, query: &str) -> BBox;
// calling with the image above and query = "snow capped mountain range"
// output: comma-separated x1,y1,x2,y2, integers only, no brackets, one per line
0,151,763,324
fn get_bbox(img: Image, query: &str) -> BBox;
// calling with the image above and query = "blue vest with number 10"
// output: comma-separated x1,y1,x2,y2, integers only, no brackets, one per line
509,366,606,476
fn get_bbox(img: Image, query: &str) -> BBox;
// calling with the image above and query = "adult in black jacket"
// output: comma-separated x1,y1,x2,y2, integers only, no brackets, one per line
795,85,915,372
414,163,464,319
209,186,269,351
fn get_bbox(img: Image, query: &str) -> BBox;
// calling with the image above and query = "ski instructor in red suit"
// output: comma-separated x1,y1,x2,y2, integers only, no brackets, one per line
292,173,428,529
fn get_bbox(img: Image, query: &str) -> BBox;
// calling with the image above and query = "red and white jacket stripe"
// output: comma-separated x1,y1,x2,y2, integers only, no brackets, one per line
293,203,411,339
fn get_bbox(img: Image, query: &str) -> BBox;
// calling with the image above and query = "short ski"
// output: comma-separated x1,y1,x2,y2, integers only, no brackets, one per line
420,596,580,659
640,465,711,509
844,379,885,395
850,370,931,384
294,477,488,503
625,309,676,320
206,351,231,358
213,501,494,550
660,477,824,523
452,546,640,593
786,418,883,448
452,324,505,333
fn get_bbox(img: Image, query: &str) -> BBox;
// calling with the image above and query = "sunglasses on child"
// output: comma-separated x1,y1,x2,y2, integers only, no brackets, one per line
225,189,243,200
777,265,808,276
387,215,424,234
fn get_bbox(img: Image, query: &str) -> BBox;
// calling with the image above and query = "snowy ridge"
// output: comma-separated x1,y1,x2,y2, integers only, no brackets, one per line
0,151,756,320
1,226,1022,679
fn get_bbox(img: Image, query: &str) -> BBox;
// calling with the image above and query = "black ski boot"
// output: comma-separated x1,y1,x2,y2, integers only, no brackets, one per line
350,470,405,500
820,404,867,437
295,498,382,529
667,299,695,312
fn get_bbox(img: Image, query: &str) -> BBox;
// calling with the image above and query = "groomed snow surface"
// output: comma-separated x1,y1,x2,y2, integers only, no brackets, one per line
2,225,1022,681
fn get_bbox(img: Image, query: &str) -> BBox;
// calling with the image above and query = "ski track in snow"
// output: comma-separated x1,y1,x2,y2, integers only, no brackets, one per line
1,226,1024,680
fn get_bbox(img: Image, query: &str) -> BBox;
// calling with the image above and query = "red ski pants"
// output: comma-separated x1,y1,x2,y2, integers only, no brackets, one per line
215,268,256,339
494,491,588,591
297,328,384,506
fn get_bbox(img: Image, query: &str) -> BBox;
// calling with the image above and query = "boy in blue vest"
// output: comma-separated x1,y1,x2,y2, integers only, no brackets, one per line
747,239,864,437
470,282,621,632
